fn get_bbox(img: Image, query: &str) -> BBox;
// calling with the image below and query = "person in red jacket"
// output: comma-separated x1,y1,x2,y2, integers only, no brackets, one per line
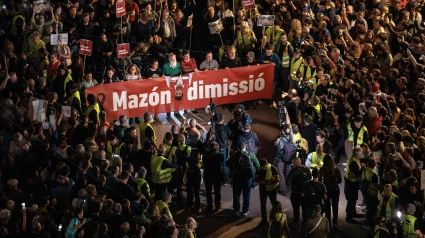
364,107,382,137
126,0,140,24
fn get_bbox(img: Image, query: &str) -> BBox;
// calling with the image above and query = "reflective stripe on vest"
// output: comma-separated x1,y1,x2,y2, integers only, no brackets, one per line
377,193,398,220
134,178,150,199
290,57,304,81
402,214,418,238
156,200,173,219
151,155,172,184
139,121,156,145
86,103,100,123
347,124,367,146
265,164,279,191
281,41,291,68
345,157,361,182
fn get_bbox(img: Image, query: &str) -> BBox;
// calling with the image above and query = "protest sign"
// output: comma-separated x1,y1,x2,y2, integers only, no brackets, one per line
117,43,130,58
79,40,93,56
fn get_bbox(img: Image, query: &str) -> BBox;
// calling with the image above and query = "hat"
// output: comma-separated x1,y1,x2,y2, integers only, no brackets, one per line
7,179,18,187
78,189,88,197
371,83,380,93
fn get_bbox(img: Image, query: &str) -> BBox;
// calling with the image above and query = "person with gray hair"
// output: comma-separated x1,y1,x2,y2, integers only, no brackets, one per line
401,203,423,238
364,106,382,137
134,166,151,203
344,146,365,224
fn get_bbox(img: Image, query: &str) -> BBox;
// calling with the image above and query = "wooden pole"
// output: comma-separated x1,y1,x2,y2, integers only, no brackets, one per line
261,26,265,53
82,54,87,86
219,32,224,47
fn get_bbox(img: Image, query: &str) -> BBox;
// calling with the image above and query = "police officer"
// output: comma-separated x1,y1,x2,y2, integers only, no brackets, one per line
151,144,177,201
345,147,364,224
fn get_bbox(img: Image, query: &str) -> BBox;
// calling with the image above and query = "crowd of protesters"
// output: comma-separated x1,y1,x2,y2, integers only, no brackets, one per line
0,0,425,237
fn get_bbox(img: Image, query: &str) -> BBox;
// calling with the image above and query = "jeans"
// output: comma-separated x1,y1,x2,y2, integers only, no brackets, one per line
324,189,340,224
233,179,252,213
205,180,222,210
220,148,228,183
260,186,277,221
290,193,302,224
186,182,201,209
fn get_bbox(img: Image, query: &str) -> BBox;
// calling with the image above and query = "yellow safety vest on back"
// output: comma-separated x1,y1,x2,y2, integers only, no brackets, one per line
163,144,177,172
151,154,172,184
106,141,124,166
377,193,398,220
134,178,150,199
265,164,279,191
402,214,418,238
139,121,156,145
345,157,361,182
347,124,367,147
265,27,284,48
67,91,81,108
362,167,375,181
156,200,173,219
86,103,100,124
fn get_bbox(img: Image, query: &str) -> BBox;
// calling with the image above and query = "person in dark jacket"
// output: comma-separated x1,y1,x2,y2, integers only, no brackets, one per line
212,113,232,185
301,115,318,157
202,142,224,213
109,171,134,203
286,157,311,227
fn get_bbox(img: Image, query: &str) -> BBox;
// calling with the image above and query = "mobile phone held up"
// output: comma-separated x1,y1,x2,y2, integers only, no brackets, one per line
58,224,62,231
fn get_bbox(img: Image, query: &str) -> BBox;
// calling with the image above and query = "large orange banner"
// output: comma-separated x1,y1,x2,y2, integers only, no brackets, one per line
86,64,274,118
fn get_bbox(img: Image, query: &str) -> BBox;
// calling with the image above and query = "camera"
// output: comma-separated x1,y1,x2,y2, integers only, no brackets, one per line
299,81,315,97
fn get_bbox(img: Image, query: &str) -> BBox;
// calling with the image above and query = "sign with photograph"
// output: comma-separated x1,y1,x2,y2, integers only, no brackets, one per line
50,33,69,45
241,0,256,10
208,19,224,34
117,43,130,58
33,0,51,13
79,39,93,56
257,15,275,27
116,0,126,17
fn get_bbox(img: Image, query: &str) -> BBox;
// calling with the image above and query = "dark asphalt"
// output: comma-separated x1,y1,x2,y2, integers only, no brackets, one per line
150,103,369,238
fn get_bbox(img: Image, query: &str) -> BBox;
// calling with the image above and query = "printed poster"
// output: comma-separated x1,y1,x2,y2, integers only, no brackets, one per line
50,33,69,45
257,15,275,27
116,0,126,17
79,39,93,56
208,19,224,35
117,43,130,58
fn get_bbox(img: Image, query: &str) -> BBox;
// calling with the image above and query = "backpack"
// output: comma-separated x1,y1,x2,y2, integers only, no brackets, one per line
269,213,284,238
305,181,324,205
186,158,202,185
276,137,297,163
240,133,257,154
235,152,255,180
176,145,190,166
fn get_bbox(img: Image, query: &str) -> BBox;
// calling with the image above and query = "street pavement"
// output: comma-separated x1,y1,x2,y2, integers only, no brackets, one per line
150,103,369,238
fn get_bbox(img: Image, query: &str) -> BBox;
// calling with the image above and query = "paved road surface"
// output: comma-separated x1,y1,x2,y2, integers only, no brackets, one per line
149,103,369,238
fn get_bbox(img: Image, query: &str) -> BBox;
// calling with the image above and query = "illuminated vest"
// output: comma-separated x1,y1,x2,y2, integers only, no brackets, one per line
265,164,279,191
86,103,100,124
345,157,361,182
402,214,418,238
309,152,325,170
156,200,173,219
377,193,398,220
290,57,304,81
139,121,156,145
151,154,172,184
236,30,255,53
347,124,367,147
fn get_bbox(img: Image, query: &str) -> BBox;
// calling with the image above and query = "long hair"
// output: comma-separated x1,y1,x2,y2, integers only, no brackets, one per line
322,154,336,176
270,201,283,221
